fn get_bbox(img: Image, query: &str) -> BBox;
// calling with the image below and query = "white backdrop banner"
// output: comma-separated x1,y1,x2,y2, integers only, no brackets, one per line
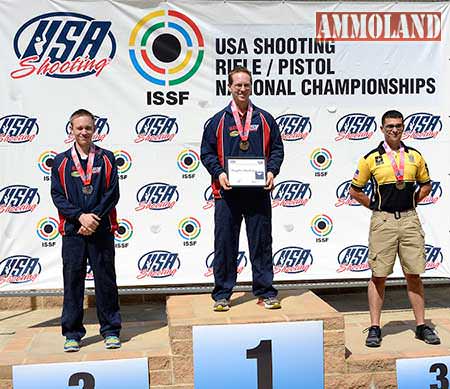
0,1,448,290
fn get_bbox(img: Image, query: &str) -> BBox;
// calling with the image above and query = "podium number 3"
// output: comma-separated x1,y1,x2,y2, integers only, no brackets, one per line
246,339,273,389
69,372,96,389
430,363,449,389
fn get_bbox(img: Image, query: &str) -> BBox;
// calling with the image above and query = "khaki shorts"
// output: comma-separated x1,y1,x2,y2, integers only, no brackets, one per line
368,209,426,277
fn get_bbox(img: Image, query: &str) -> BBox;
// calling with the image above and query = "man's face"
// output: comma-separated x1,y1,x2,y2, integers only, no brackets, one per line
381,117,404,145
228,72,252,106
71,115,95,148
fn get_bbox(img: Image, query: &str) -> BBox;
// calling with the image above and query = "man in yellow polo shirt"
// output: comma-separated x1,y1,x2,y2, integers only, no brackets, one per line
349,109,440,347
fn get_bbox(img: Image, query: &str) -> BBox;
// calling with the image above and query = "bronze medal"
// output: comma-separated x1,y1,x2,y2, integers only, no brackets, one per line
395,181,405,190
82,185,93,195
239,140,249,151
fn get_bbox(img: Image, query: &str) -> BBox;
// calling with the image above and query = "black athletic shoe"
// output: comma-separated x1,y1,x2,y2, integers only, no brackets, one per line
415,325,441,345
365,325,382,347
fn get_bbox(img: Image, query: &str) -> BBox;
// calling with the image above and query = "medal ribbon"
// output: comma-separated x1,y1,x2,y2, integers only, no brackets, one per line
383,141,404,182
231,100,253,142
71,144,95,186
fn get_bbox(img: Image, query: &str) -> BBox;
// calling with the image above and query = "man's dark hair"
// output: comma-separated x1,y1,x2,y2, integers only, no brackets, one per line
228,66,252,85
381,110,403,126
70,108,95,126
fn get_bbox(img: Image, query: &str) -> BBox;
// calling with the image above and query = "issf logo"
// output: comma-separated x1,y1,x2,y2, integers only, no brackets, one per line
0,185,40,214
38,150,57,180
276,114,312,141
203,186,214,210
335,180,373,207
271,180,312,208
114,218,133,249
204,251,247,277
11,12,116,79
311,214,333,243
309,147,332,176
273,247,313,274
418,181,442,205
178,217,201,246
335,113,376,141
0,114,39,144
114,150,132,180
36,216,59,247
177,149,200,178
336,245,369,273
425,244,443,271
134,115,178,143
65,116,109,143
403,113,442,140
137,250,180,279
0,255,41,284
135,182,179,211
129,9,204,86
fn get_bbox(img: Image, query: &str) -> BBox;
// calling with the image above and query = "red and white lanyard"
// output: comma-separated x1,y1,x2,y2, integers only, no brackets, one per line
231,100,253,142
383,141,404,182
71,144,95,186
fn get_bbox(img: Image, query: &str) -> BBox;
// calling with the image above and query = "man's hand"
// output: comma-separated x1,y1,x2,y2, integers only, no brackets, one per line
77,225,93,236
78,213,100,231
264,171,275,190
218,172,232,190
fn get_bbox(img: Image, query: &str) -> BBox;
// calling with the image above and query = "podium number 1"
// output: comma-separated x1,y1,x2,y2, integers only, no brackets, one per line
246,339,273,389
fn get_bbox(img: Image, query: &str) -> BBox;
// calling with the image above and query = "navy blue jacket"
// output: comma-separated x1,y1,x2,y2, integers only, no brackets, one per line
50,145,119,236
201,102,284,198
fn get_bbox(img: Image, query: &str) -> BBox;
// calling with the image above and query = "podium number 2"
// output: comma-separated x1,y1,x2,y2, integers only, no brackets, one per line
68,372,95,389
246,339,273,389
430,363,449,389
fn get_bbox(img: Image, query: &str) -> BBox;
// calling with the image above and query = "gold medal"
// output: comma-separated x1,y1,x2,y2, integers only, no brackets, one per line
239,140,249,151
395,181,405,190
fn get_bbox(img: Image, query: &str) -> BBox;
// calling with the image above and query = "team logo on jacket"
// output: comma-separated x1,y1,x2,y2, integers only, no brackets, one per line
0,185,40,214
204,251,248,277
203,186,214,210
425,244,443,271
335,113,376,141
271,180,311,207
11,12,115,79
36,216,59,247
0,255,41,284
135,183,179,211
65,116,109,143
336,245,370,272
418,181,442,205
134,115,178,143
273,246,313,274
276,114,311,141
129,9,204,86
403,113,442,140
137,250,180,279
335,180,373,207
0,115,39,143
37,150,57,179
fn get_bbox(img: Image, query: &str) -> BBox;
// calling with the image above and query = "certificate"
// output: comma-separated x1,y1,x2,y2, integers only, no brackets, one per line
226,157,266,187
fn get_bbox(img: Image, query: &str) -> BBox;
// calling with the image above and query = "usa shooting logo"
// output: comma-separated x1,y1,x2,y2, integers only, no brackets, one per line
0,185,40,214
0,255,41,284
177,148,200,178
135,182,179,211
129,9,204,86
204,251,248,277
203,185,214,210
403,112,442,140
335,180,373,207
419,181,442,205
114,150,132,180
335,113,376,141
137,250,180,279
0,114,39,143
309,147,332,176
114,218,134,248
65,116,110,143
11,12,116,79
425,244,444,271
336,245,370,273
134,114,178,143
273,246,313,274
271,180,312,208
36,216,59,247
276,114,312,141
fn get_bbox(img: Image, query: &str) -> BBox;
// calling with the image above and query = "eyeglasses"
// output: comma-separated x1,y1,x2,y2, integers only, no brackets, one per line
384,124,403,130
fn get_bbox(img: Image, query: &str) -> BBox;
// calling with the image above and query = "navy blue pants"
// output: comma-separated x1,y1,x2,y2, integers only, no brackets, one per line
61,233,121,341
212,189,277,301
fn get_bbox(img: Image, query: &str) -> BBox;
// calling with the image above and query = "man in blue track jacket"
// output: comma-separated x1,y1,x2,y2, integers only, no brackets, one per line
51,109,121,352
201,67,284,311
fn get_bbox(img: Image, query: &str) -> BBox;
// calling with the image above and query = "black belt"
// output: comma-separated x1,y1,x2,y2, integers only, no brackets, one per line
374,209,416,220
